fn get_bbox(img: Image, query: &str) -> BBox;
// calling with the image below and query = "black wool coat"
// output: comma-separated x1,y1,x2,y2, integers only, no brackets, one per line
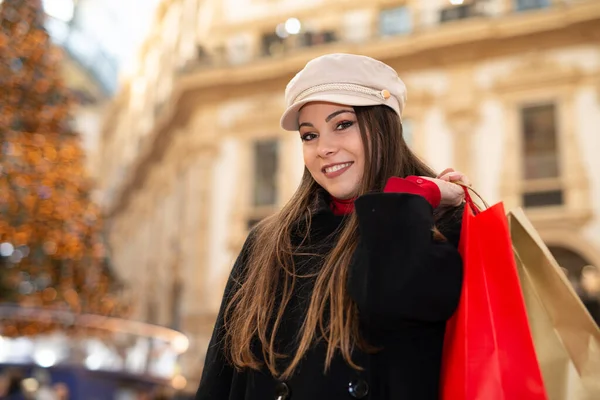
195,191,464,400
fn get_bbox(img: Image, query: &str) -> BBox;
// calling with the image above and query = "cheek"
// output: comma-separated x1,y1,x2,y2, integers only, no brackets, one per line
302,146,318,174
302,146,310,166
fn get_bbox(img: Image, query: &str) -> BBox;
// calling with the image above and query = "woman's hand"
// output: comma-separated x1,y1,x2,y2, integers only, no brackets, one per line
436,168,471,186
419,169,471,207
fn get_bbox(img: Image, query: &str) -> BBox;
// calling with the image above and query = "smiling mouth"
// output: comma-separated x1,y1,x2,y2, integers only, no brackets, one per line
322,162,353,174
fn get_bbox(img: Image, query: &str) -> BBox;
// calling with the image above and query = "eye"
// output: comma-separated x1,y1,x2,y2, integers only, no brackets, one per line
300,133,317,142
335,120,354,130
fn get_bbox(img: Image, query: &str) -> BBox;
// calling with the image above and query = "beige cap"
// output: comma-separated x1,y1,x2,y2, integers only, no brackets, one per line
280,53,407,131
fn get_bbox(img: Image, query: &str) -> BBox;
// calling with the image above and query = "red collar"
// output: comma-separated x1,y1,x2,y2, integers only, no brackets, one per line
330,196,356,215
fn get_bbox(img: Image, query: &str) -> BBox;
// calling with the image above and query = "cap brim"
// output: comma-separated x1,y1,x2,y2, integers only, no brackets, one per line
280,93,383,131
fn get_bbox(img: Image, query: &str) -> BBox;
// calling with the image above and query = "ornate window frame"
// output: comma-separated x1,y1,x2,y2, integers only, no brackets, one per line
225,97,287,252
492,56,592,227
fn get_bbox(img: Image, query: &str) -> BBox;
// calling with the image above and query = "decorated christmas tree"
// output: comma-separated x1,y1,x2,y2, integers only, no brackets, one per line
0,0,128,336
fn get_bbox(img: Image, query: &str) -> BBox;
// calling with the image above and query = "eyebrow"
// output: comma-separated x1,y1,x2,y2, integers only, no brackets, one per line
298,109,355,129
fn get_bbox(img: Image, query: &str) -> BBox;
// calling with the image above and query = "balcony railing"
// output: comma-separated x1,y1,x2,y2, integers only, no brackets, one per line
0,306,189,384
177,0,584,74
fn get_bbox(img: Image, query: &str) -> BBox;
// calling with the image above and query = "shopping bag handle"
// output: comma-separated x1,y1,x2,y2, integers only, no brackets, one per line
454,182,490,215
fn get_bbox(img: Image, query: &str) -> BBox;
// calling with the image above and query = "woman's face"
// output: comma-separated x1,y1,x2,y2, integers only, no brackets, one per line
298,102,365,200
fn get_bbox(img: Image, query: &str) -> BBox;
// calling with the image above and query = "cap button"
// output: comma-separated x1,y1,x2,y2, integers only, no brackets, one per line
381,89,391,99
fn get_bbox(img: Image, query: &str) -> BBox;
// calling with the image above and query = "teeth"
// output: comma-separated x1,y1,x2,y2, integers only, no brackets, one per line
325,163,352,173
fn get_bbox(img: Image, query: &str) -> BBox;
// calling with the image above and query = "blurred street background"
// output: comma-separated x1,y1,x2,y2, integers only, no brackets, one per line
1,0,600,398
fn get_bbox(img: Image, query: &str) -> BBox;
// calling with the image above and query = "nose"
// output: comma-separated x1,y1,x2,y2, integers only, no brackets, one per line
316,133,338,158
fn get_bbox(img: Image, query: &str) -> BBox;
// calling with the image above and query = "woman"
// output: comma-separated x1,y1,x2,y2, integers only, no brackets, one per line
196,53,467,399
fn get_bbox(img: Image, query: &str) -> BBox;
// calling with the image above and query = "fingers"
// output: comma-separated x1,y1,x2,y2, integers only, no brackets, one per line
439,180,466,207
459,174,471,187
438,170,471,187
437,168,455,179
419,176,466,207
449,172,470,187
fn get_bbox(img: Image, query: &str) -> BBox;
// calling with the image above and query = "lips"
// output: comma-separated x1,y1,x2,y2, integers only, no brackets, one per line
322,162,354,178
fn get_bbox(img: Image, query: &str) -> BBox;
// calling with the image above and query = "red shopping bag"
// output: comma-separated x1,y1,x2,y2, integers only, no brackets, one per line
440,189,548,400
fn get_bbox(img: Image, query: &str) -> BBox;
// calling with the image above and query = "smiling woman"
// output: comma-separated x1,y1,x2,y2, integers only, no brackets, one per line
299,104,364,200
195,53,469,400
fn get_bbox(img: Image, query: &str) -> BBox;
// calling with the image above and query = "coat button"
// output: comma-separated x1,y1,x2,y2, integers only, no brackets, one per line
275,382,290,399
416,178,424,184
348,379,369,398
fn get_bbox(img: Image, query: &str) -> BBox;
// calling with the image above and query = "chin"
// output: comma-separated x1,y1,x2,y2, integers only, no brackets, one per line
325,186,358,200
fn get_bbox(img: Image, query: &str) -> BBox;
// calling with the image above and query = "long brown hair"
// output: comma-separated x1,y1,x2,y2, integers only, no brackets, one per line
224,105,444,379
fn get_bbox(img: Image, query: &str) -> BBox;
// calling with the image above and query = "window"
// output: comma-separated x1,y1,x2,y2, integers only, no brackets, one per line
261,32,285,57
522,191,563,208
169,278,182,330
295,30,338,48
522,104,559,179
439,3,480,23
227,33,253,65
520,103,563,207
343,10,371,43
252,140,279,207
379,6,412,37
246,139,279,230
515,0,551,12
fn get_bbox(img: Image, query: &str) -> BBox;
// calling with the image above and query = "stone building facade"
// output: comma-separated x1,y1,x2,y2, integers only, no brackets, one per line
96,0,600,391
